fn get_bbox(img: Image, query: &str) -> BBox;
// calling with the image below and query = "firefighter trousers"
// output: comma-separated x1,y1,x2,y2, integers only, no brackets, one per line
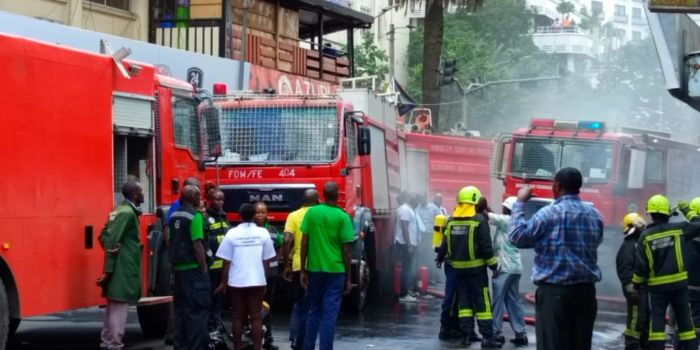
455,268,494,340
623,289,649,350
649,288,697,350
689,287,700,338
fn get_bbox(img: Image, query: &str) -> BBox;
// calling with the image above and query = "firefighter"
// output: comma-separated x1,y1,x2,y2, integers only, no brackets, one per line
204,188,230,349
616,212,648,350
633,194,700,350
436,186,501,348
680,197,700,341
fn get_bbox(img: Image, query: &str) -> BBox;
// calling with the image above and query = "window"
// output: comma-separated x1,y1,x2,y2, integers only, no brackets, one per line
86,0,130,11
632,7,642,18
633,31,642,40
173,96,201,158
345,115,357,163
510,139,614,181
615,5,626,16
219,106,340,164
615,28,627,39
645,151,665,182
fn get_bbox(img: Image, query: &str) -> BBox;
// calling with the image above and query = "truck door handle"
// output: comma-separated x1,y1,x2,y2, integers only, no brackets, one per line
85,226,93,249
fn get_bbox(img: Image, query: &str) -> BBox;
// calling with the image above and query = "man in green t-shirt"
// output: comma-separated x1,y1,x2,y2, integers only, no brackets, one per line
170,185,210,350
300,181,355,350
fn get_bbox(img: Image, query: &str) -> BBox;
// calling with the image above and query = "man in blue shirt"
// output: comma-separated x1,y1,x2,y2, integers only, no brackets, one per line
508,167,604,350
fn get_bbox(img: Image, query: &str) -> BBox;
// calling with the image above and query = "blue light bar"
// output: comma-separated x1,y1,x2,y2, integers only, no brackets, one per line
578,121,605,130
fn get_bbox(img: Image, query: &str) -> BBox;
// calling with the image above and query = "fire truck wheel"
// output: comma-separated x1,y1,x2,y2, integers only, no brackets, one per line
137,303,169,338
8,319,19,336
347,261,369,312
0,279,9,350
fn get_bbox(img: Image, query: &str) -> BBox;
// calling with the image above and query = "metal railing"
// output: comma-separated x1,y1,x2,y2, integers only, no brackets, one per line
154,18,224,57
535,25,585,34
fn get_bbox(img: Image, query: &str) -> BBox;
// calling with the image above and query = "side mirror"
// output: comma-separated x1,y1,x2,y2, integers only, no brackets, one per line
358,126,371,156
202,106,222,158
627,149,646,189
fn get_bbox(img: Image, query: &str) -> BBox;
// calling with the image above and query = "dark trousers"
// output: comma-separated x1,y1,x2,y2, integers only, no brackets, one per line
396,244,415,297
303,272,345,350
535,283,597,350
173,268,211,350
230,286,266,350
649,288,697,350
208,268,225,333
263,275,277,344
440,264,458,328
455,268,493,340
623,289,649,350
689,288,700,338
289,272,308,347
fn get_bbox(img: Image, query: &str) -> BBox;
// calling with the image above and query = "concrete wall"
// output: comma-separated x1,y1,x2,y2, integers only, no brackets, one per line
0,0,148,41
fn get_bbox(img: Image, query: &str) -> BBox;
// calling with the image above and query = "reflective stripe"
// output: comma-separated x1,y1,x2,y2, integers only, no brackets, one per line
217,235,225,244
648,271,687,286
645,229,683,242
468,223,476,260
451,259,486,268
649,332,666,341
486,257,497,266
632,274,647,283
171,211,194,220
476,312,492,320
625,304,640,338
210,260,223,269
679,330,697,340
458,308,473,318
675,234,684,272
645,243,655,279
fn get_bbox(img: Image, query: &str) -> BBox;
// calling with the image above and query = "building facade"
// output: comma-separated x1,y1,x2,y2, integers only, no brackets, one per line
0,0,149,41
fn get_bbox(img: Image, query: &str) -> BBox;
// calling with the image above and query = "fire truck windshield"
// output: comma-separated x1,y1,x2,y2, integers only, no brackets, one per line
510,138,614,181
218,106,340,164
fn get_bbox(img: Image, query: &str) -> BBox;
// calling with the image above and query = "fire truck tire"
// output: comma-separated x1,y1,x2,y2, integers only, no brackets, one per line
8,319,19,336
137,303,169,338
346,261,369,312
0,279,9,350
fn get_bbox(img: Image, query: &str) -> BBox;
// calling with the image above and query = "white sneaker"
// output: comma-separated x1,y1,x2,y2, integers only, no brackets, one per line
399,294,417,302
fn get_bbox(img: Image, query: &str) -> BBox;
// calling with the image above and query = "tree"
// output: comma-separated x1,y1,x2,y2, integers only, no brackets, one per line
397,0,483,131
556,1,575,16
353,31,390,87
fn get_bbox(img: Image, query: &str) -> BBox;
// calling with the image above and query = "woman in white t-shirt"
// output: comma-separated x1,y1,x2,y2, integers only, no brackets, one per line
215,203,276,350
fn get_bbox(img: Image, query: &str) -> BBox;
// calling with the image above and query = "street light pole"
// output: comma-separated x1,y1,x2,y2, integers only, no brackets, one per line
389,23,395,79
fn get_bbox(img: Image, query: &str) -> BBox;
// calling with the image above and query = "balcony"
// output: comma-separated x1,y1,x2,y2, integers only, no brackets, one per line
614,13,629,24
149,0,372,84
531,26,596,58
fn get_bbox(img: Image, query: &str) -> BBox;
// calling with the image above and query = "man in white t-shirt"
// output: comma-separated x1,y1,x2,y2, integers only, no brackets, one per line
394,192,419,302
215,203,276,350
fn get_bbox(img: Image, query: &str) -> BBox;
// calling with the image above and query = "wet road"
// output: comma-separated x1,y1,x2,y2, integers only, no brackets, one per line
9,294,629,350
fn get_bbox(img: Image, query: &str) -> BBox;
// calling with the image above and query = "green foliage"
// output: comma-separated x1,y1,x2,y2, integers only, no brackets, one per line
556,1,575,15
578,5,603,31
353,31,390,87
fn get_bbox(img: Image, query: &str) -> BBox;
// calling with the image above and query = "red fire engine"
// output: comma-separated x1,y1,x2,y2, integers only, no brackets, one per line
0,32,221,347
205,85,493,309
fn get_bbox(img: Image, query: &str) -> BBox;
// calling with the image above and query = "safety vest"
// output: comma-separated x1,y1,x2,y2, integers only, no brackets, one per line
444,215,497,271
205,209,230,270
169,204,198,265
633,221,689,291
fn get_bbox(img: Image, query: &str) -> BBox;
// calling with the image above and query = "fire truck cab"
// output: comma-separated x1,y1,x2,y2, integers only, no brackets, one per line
0,32,221,348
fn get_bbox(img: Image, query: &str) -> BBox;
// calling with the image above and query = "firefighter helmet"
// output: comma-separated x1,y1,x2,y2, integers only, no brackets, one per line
623,212,644,228
457,186,481,205
647,194,671,216
691,197,700,214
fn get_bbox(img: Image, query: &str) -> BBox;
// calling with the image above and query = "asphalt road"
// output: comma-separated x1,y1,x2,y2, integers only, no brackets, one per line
8,293,629,350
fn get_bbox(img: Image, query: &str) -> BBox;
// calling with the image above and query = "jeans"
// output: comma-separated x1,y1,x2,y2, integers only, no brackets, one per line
491,272,526,336
303,272,346,350
395,244,415,297
173,268,211,350
535,283,597,350
290,272,308,346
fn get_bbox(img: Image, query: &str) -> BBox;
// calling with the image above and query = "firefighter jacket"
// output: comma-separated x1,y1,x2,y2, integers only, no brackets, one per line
633,220,700,292
205,208,230,270
100,201,142,303
616,228,641,287
684,217,700,287
169,204,199,265
437,213,496,273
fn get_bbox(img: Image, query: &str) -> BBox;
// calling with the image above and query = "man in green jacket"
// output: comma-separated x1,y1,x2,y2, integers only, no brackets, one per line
98,180,144,350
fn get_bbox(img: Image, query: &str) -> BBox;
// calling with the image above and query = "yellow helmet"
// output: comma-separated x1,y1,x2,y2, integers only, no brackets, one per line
623,212,644,228
647,194,671,216
457,186,481,205
691,197,700,213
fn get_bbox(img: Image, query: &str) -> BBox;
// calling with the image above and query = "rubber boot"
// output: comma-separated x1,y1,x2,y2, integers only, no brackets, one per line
481,337,503,349
510,333,529,348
